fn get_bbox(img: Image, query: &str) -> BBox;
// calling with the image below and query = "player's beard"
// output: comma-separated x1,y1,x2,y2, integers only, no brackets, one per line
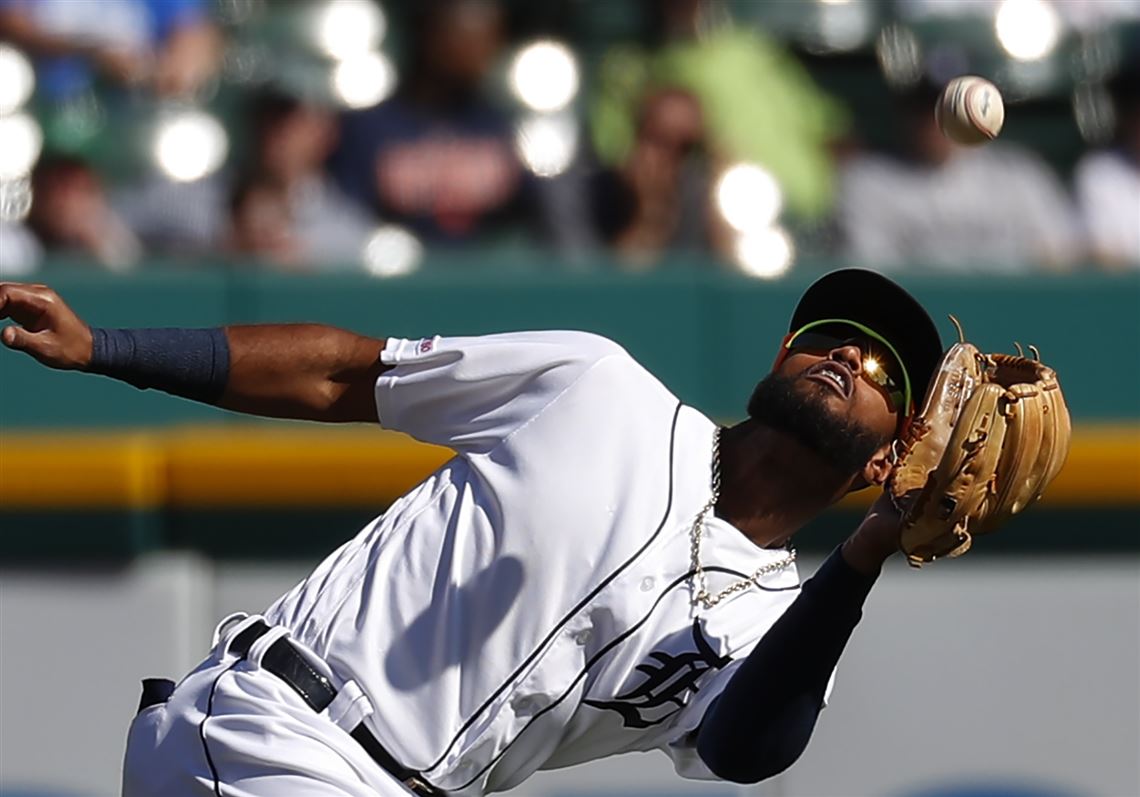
746,371,891,475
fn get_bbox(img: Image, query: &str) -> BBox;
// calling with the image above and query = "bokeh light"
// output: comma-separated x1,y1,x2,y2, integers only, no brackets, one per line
332,52,396,109
0,45,35,115
995,0,1061,62
515,114,579,178
0,176,33,222
509,41,580,113
715,163,783,233
153,111,229,182
733,226,795,279
812,0,875,53
0,113,43,180
316,0,386,61
364,225,423,277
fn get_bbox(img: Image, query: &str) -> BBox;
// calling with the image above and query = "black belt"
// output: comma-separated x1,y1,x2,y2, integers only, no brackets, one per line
229,621,440,796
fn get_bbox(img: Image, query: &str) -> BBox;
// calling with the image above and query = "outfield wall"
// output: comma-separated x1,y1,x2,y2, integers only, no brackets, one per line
2,268,1138,559
2,268,1138,427
0,424,1136,560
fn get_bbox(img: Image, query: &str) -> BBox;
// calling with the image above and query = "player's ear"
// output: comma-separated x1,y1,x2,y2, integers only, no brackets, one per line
861,441,894,488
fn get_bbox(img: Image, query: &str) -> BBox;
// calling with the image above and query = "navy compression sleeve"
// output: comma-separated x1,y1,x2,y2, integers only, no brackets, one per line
88,328,230,404
696,546,879,783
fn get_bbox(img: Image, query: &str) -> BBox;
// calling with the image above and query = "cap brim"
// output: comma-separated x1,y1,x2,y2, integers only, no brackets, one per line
790,269,943,406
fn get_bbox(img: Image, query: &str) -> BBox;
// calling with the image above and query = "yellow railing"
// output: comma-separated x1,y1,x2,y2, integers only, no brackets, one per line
2,425,1137,510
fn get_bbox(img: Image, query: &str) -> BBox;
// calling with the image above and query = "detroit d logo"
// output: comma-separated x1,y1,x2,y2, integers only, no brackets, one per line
584,620,730,729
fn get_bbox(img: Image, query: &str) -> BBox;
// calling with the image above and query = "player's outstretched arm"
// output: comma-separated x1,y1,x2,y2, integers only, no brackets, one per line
218,324,386,421
0,282,387,423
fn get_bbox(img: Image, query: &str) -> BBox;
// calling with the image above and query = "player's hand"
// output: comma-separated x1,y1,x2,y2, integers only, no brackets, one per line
841,491,901,575
0,283,93,370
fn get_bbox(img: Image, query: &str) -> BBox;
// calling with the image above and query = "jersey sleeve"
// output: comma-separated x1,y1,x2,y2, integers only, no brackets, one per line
374,331,628,455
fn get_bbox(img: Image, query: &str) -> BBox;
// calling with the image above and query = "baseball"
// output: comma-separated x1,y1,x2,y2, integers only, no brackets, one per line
935,76,1004,145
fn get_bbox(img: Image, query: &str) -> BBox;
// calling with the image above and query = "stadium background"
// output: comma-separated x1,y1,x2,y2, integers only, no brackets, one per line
0,1,1137,796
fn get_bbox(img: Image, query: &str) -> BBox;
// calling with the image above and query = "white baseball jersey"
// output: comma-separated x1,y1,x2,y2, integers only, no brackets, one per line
263,331,807,795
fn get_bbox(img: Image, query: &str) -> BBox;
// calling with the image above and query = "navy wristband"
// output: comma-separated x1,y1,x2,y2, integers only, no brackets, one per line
88,328,231,404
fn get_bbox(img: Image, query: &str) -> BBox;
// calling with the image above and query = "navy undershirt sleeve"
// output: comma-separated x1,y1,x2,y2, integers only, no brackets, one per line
696,545,879,783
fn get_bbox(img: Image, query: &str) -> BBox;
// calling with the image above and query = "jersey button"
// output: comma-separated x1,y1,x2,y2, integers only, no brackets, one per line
640,576,656,592
573,628,592,645
510,694,544,715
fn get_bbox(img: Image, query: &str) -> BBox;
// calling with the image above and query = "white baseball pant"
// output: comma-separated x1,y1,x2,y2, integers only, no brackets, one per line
121,615,414,797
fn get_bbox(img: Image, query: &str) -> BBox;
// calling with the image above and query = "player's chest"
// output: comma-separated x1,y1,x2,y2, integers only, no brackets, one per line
515,517,797,726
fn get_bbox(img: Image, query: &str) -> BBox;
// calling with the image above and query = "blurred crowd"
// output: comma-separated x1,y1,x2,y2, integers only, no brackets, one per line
0,0,1137,278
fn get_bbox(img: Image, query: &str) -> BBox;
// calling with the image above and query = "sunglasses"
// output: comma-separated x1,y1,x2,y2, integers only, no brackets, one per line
785,318,913,415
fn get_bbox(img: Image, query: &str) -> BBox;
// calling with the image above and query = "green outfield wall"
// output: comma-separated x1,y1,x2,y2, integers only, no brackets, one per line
2,265,1139,426
1,264,1137,560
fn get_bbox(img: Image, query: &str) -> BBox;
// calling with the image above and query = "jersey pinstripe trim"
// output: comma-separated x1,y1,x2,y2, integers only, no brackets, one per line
424,401,685,775
199,660,242,796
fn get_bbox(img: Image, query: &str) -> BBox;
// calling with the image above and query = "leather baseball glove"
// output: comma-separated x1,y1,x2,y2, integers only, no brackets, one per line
888,320,1071,567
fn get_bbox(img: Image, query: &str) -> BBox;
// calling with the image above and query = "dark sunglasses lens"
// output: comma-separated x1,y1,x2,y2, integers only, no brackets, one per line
789,328,906,398
787,330,844,353
857,357,905,411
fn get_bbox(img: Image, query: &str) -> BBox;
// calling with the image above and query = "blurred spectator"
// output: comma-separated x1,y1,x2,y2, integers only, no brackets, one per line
330,0,528,245
591,0,847,222
112,167,225,257
591,87,712,267
226,91,374,268
226,176,302,269
1074,64,1140,269
27,155,140,271
0,0,221,101
117,90,372,266
837,81,1080,272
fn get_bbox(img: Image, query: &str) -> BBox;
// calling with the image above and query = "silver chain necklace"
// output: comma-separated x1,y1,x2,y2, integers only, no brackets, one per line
689,427,797,610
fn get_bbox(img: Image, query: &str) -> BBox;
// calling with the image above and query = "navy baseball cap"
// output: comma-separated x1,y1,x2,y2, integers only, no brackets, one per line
789,269,944,407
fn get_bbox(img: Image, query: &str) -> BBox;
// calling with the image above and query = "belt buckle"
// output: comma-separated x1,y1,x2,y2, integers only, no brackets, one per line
403,776,435,795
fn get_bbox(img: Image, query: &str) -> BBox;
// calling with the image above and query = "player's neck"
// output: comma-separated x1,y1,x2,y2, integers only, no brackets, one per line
715,420,855,549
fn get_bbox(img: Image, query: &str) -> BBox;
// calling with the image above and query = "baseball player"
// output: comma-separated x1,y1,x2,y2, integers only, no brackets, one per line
0,269,943,796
